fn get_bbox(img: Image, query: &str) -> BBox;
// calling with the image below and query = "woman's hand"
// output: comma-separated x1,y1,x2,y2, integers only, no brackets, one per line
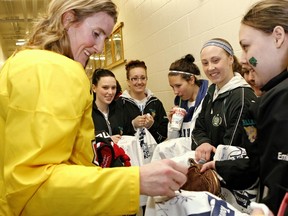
168,106,179,122
195,142,216,162
200,160,216,172
144,113,154,129
140,159,188,197
132,114,154,129
132,115,147,128
250,202,274,216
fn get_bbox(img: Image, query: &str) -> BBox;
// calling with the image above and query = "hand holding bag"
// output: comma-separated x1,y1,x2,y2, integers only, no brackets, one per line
214,144,259,213
180,158,221,196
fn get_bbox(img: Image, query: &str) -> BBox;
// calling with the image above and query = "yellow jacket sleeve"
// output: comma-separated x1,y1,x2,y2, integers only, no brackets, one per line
0,50,140,216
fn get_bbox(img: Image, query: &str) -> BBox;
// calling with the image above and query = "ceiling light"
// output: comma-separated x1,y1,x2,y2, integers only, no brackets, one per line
16,39,26,46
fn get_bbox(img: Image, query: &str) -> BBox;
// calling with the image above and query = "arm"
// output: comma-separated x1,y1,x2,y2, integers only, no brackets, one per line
254,86,288,214
201,95,259,190
214,101,259,190
215,89,258,188
146,99,168,143
116,98,140,136
200,157,259,190
2,55,139,215
222,88,256,147
192,94,212,149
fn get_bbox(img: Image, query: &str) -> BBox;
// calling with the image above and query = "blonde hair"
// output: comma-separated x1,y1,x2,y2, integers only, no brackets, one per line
21,0,117,58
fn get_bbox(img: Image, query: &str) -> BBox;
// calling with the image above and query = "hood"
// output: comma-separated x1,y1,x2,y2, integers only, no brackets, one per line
212,72,251,101
121,88,154,101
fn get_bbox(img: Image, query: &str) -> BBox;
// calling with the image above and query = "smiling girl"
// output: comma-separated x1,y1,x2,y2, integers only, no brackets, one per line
192,38,256,161
117,60,168,143
91,69,123,143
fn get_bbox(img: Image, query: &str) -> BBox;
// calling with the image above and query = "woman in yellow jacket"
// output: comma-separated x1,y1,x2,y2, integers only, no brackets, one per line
0,0,187,215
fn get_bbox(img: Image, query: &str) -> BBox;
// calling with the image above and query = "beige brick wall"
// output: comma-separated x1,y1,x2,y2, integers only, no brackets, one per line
112,0,260,112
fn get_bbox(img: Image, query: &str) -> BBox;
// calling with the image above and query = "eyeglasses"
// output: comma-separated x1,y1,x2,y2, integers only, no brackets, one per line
129,77,147,82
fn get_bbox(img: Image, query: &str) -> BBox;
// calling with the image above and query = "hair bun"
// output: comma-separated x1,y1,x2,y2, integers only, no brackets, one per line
185,54,195,63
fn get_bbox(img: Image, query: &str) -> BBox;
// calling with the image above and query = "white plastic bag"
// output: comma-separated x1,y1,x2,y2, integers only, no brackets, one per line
145,190,249,216
117,128,157,207
135,127,157,164
214,144,259,213
151,137,192,161
117,128,157,166
117,135,143,166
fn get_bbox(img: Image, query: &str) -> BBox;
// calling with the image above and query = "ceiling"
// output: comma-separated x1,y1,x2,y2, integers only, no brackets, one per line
0,0,50,60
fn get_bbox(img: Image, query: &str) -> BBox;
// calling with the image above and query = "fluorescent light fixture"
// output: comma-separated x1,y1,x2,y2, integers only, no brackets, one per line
16,39,26,46
99,55,105,61
89,54,105,61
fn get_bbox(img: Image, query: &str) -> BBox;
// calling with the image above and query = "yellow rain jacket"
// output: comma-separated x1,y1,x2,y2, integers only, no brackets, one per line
0,50,139,216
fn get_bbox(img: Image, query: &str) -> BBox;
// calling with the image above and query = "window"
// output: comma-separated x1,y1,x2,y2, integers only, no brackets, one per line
104,22,125,69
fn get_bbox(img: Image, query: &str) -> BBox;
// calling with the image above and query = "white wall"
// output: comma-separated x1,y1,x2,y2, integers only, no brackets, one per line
112,0,260,112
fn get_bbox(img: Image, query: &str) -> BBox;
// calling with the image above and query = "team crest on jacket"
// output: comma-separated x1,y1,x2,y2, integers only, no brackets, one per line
149,109,156,118
242,119,257,143
212,114,222,127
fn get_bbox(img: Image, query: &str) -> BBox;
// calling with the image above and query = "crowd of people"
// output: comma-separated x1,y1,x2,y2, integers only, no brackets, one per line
0,1,187,215
0,0,287,215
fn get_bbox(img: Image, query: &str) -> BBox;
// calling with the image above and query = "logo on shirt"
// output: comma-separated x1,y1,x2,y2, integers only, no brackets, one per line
242,119,257,143
212,114,222,127
278,152,288,161
149,109,156,118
